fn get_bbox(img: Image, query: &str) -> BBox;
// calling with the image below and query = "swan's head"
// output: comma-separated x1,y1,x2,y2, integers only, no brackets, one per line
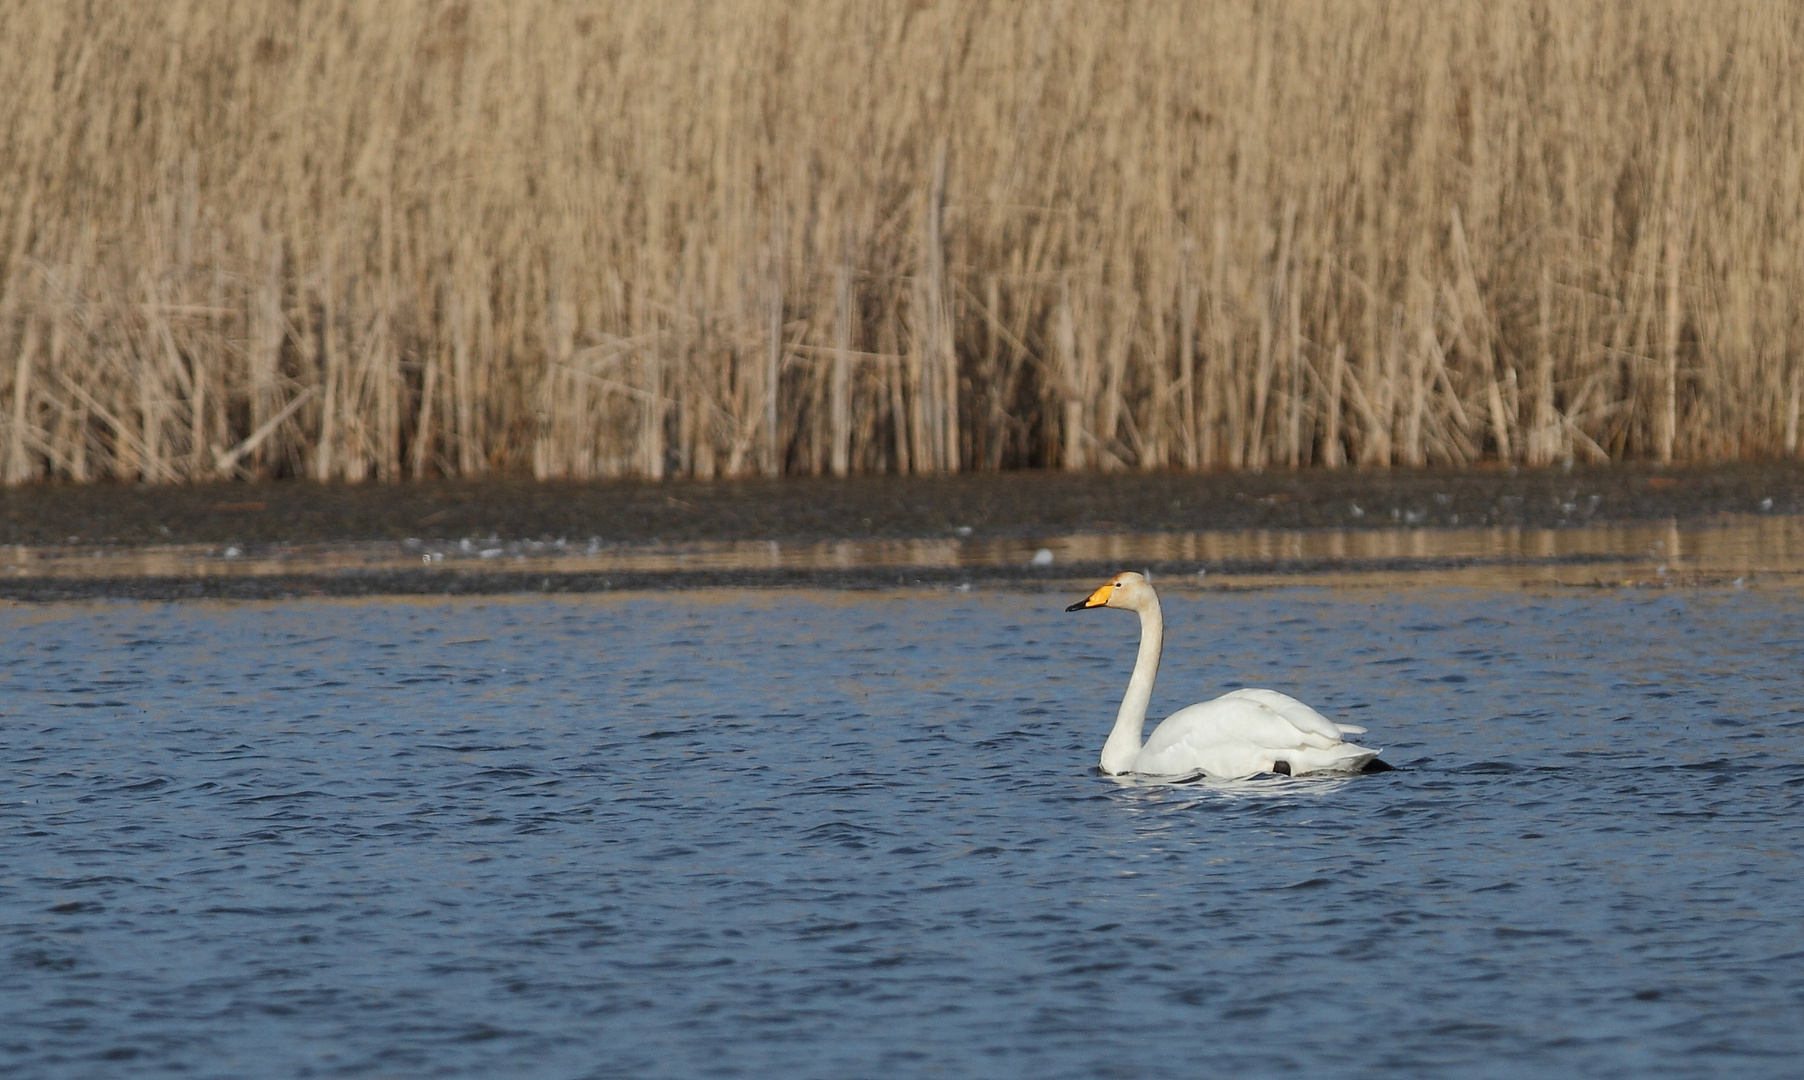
1065,571,1154,613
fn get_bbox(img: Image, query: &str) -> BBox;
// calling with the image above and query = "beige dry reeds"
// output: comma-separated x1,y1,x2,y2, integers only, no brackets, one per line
2,0,1801,484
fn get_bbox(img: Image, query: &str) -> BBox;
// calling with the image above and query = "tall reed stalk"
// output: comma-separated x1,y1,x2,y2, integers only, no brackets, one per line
2,0,1800,484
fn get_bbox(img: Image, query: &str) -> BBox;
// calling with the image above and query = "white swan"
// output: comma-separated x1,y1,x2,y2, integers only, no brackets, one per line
1066,572,1384,779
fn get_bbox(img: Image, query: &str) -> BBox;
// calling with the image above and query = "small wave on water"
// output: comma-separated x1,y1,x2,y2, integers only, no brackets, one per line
2,586,1802,1078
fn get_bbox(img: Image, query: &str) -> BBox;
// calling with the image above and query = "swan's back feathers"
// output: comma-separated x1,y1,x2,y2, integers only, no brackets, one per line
1217,688,1344,746
1221,687,1368,736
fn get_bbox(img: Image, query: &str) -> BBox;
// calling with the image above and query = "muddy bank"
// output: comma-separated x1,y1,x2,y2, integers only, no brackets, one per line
4,462,1800,549
2,463,1799,599
0,554,1659,603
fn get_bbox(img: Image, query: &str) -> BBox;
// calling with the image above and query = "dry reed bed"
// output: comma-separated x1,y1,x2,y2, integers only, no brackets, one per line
1,0,1801,484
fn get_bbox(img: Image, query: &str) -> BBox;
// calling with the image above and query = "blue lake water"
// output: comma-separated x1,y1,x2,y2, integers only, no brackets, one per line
3,585,1802,1078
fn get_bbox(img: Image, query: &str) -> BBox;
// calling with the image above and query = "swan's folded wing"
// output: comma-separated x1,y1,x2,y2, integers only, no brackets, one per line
1137,696,1308,777
1138,695,1381,778
1218,688,1345,747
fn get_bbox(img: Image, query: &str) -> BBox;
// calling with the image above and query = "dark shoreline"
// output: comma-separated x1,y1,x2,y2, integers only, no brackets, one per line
0,554,1658,604
6,462,1801,546
4,462,1800,600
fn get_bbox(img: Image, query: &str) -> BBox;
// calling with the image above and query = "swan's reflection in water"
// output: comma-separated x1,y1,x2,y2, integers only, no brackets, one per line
1107,770,1357,799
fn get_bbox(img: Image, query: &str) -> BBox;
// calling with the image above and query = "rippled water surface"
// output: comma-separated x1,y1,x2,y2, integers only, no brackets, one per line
4,586,1802,1078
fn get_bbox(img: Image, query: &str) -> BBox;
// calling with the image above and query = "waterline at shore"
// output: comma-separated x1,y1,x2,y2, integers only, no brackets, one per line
6,514,1801,600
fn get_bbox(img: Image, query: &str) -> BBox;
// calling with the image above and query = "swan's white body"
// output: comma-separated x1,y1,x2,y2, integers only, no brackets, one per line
1069,572,1382,779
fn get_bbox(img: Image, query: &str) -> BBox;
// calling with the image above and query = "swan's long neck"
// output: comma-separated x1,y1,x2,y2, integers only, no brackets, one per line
1099,595,1162,774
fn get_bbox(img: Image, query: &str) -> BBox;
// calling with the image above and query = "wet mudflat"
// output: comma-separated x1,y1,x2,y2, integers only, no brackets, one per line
3,462,1799,549
1,463,1801,600
4,585,1802,1078
4,513,1804,602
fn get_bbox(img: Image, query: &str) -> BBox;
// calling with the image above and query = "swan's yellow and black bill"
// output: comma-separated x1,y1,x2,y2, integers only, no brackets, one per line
1065,582,1113,612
